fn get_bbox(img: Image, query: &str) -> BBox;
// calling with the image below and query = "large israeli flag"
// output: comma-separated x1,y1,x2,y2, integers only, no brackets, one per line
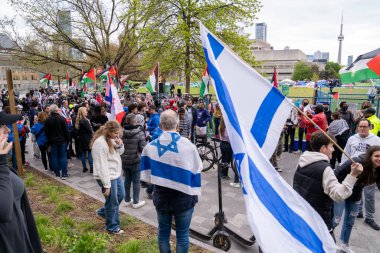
200,22,337,253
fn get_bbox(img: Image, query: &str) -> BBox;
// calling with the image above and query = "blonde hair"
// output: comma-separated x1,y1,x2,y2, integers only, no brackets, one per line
90,120,121,153
75,107,87,129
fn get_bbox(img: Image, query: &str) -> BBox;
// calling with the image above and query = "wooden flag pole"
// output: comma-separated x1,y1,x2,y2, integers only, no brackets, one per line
6,69,24,176
294,105,356,164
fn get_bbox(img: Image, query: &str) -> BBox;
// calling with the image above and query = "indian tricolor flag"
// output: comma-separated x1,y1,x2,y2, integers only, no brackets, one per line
40,73,52,85
340,48,380,84
146,63,158,94
200,66,209,98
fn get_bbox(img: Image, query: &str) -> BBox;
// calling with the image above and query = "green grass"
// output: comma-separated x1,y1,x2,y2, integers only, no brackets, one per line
120,215,140,228
24,173,36,187
117,239,142,253
55,201,74,214
69,232,109,253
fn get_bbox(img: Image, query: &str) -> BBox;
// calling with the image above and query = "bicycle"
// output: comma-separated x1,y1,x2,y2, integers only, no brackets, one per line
196,135,220,172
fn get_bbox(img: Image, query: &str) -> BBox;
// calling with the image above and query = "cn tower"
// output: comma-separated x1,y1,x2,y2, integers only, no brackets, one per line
337,13,344,65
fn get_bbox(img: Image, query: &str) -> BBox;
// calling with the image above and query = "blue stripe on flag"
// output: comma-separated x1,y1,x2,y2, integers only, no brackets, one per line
251,86,285,147
203,47,242,137
234,153,247,195
207,34,224,60
140,156,201,188
247,156,324,252
203,34,324,251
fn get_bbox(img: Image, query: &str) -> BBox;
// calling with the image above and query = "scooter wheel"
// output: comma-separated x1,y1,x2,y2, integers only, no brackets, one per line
213,232,231,251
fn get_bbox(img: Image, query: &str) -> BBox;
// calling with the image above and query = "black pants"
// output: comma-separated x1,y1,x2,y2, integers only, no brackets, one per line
20,137,26,164
220,141,239,182
39,144,52,171
330,133,349,169
284,125,295,152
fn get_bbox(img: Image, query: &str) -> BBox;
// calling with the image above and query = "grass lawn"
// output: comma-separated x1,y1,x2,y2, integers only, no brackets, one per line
25,169,210,253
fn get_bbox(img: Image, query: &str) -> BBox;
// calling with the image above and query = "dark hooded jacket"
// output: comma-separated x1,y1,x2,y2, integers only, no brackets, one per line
121,125,147,166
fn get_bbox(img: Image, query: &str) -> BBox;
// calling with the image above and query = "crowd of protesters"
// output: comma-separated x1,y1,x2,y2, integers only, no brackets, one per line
1,85,380,252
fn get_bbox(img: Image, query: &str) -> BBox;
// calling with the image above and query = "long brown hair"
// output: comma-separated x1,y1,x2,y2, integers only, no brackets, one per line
219,117,226,137
90,121,121,153
37,111,48,123
357,145,380,188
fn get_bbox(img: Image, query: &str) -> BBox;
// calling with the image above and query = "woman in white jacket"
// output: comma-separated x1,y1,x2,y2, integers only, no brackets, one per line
91,120,125,234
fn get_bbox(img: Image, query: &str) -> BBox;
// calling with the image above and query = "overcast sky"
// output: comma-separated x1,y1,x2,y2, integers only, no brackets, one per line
1,0,379,66
246,0,380,65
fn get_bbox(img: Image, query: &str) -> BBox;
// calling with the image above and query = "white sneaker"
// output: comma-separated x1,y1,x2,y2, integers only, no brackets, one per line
340,243,355,253
230,182,241,188
132,201,146,209
125,201,132,207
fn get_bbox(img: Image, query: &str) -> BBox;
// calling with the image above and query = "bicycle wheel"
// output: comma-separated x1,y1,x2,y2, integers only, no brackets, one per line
196,143,215,172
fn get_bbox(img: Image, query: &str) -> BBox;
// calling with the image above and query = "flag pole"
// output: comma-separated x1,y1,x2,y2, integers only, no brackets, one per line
294,105,356,163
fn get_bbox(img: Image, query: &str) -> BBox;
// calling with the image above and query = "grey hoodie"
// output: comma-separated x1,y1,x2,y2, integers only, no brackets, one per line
298,151,357,202
341,133,380,164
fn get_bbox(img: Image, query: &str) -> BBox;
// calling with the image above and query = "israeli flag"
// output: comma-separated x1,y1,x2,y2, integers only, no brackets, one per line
200,22,337,253
140,132,202,196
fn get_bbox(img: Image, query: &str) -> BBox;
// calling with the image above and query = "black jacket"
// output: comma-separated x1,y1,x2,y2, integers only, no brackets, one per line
293,160,334,230
44,112,70,145
0,155,42,253
90,114,108,132
78,118,93,151
121,125,147,165
335,155,365,202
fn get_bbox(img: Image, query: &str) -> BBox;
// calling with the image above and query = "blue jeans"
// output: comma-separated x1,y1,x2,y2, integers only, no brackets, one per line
81,149,93,170
123,164,141,204
51,143,68,176
157,208,194,253
358,184,376,219
97,177,125,232
334,199,360,244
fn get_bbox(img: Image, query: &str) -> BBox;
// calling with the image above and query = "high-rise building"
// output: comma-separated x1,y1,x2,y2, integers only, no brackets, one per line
347,55,353,66
337,13,344,64
313,51,329,61
255,23,267,42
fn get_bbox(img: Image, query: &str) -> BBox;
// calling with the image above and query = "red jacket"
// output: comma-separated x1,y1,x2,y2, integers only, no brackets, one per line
302,112,327,141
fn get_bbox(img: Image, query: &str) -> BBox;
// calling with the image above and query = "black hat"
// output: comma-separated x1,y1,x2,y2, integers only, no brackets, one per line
365,108,376,115
315,104,324,112
0,111,22,125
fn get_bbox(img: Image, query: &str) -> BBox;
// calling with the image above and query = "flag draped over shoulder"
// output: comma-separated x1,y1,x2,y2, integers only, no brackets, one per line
146,64,158,93
200,66,209,98
200,22,337,253
107,73,125,123
140,132,202,196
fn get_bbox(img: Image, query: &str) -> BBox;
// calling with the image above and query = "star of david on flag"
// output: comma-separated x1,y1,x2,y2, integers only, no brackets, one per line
151,132,180,157
200,22,337,253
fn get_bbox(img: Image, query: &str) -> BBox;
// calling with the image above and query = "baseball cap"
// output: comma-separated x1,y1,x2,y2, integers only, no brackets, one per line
365,108,376,115
0,111,22,125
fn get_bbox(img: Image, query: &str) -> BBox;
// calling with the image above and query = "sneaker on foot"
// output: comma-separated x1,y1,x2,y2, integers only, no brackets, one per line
230,182,241,188
108,229,125,235
125,201,132,207
365,219,380,230
96,213,105,220
357,211,363,218
132,201,146,209
340,243,355,253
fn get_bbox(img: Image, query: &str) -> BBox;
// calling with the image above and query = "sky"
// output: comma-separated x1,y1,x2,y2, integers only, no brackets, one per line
1,0,380,66
246,0,380,65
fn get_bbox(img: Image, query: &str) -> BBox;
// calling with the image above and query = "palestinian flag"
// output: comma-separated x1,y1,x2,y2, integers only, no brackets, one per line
200,66,209,98
340,48,380,84
146,63,158,93
82,68,96,84
40,73,52,85
100,66,117,81
65,72,69,88
271,66,278,88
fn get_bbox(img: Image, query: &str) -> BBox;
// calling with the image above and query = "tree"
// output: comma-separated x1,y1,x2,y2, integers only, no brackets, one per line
319,61,341,79
292,62,312,81
142,0,262,93
0,0,163,79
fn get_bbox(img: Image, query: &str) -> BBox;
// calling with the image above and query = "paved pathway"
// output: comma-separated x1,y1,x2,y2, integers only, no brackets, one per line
25,142,380,253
